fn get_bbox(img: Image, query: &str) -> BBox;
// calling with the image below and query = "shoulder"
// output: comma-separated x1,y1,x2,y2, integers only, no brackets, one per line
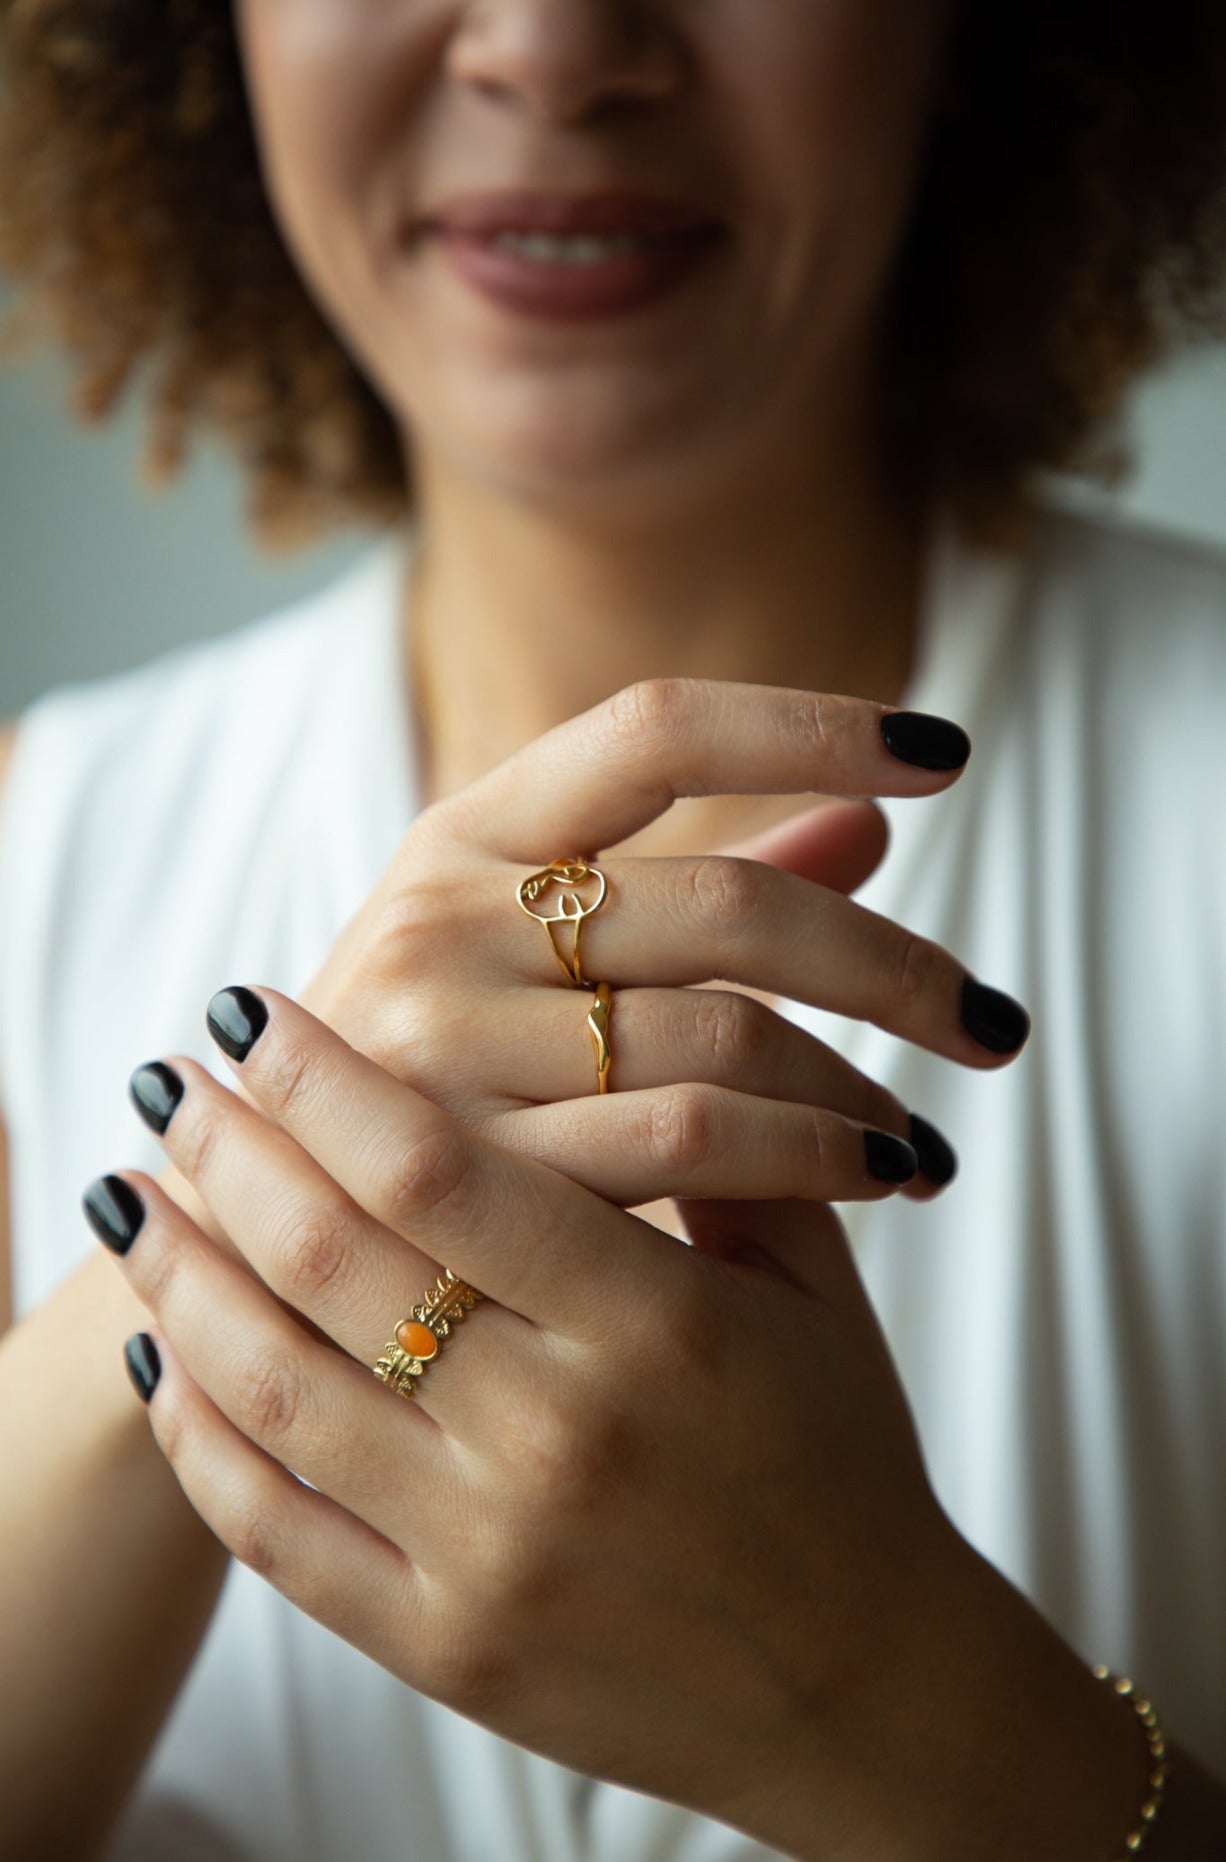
1,532,407,860
13,561,358,774
1020,490,1226,688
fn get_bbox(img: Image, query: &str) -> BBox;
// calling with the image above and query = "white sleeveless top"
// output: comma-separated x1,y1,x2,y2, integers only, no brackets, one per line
2,490,1224,1860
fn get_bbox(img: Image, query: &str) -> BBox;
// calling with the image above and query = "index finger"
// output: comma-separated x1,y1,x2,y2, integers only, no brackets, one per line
442,679,970,858
205,983,671,1339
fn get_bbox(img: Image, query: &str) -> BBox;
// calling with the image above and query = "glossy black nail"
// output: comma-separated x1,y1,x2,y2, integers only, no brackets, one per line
129,1062,184,1136
206,985,269,1063
960,977,1031,1055
864,1129,919,1183
82,1174,146,1256
908,1114,958,1188
879,711,971,771
124,1332,161,1404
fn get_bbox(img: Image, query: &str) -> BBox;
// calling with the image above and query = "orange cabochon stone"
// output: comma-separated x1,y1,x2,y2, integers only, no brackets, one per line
397,1320,439,1361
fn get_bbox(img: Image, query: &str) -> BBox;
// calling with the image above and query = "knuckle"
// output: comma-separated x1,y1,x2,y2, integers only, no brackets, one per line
230,1345,306,1451
371,880,457,980
429,1620,517,1718
514,1402,611,1503
226,1495,287,1584
889,929,938,1016
603,676,689,752
696,988,766,1079
256,1035,320,1124
684,854,761,928
379,1124,470,1232
858,1077,910,1140
133,1223,186,1314
642,1278,723,1397
803,1107,834,1186
150,1387,187,1466
643,1083,719,1178
268,1197,357,1306
173,1094,223,1186
783,689,842,760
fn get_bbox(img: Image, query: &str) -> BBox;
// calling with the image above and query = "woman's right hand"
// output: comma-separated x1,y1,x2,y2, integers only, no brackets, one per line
298,678,1025,1206
153,679,1028,1243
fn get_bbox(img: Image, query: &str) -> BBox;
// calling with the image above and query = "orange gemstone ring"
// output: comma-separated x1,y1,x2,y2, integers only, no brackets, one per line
373,1266,487,1402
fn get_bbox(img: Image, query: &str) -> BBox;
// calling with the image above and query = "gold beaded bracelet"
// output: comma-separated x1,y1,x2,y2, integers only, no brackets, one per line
1092,1664,1171,1857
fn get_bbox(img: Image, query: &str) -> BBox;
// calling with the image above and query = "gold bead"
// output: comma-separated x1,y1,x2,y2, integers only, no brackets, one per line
1091,1663,1169,1858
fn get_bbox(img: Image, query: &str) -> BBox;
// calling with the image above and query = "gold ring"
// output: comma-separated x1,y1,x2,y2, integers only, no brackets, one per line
517,856,608,989
587,981,613,1094
373,1267,486,1402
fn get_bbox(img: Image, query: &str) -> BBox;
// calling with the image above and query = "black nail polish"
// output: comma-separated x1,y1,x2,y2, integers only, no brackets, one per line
960,977,1031,1055
206,985,268,1063
124,1332,161,1403
82,1174,146,1256
129,1062,184,1136
908,1114,958,1187
879,711,971,771
864,1129,919,1183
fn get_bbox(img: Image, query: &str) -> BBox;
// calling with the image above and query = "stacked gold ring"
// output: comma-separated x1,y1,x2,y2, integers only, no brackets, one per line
587,980,613,1094
518,855,615,1095
373,1267,487,1402
516,855,607,990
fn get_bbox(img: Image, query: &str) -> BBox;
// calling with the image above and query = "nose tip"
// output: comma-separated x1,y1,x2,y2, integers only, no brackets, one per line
448,3,683,124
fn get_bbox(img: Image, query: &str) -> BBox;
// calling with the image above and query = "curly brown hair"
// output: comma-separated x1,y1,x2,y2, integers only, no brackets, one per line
1,0,1224,554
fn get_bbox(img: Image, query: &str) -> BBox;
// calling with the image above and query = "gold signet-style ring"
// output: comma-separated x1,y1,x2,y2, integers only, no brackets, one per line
587,981,613,1094
517,856,608,988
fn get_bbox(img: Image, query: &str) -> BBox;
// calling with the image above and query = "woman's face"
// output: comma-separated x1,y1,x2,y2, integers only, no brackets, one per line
234,0,956,516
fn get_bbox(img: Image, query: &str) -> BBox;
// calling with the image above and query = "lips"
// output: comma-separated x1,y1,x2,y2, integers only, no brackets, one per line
421,188,725,241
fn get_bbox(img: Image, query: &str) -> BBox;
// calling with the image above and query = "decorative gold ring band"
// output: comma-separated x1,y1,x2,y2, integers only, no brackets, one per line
373,1267,487,1402
587,981,613,1094
517,856,608,989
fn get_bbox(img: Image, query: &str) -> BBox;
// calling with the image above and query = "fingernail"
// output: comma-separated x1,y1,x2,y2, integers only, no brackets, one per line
129,1062,184,1135
206,985,269,1063
124,1332,161,1403
864,1129,919,1183
82,1174,146,1256
879,711,971,771
908,1113,958,1187
960,976,1031,1055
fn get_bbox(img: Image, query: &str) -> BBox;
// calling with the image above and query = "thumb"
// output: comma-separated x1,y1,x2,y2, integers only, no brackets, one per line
724,798,889,896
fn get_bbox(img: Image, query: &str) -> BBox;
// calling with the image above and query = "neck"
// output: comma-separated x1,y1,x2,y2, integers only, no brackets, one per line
402,405,930,856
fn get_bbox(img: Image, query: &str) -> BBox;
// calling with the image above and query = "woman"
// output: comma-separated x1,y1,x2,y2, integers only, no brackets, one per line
0,2,1224,1857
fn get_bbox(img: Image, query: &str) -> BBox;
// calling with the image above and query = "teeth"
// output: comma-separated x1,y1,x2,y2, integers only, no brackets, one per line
489,230,649,264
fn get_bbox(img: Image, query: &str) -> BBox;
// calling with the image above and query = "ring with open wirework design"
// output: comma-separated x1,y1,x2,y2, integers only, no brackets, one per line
517,856,608,989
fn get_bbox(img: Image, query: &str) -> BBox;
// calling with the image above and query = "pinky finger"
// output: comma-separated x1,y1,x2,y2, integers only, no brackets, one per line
124,1327,421,1659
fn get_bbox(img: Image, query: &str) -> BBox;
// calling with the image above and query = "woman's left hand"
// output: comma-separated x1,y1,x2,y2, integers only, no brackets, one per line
95,981,996,1858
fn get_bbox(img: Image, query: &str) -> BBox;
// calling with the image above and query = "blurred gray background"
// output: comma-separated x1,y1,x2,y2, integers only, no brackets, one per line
1,303,1224,720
